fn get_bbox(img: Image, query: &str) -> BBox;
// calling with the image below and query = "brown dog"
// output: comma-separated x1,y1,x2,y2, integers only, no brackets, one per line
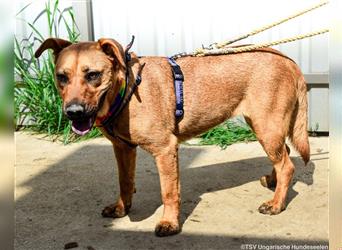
35,37,310,237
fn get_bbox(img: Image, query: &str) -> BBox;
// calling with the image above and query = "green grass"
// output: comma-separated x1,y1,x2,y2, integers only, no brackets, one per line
199,119,257,149
14,0,101,144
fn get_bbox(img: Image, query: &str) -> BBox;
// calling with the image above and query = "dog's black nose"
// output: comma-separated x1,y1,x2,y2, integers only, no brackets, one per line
65,103,85,119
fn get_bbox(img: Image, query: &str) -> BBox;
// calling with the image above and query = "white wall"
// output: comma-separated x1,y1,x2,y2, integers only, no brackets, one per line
15,0,329,74
92,0,329,74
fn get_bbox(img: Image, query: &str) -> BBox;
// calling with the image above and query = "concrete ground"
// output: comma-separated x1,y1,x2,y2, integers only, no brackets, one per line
15,132,328,250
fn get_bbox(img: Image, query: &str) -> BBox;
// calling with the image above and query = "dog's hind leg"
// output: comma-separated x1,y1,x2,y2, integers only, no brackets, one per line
102,143,137,218
251,120,295,215
258,144,294,215
245,116,291,190
259,144,291,188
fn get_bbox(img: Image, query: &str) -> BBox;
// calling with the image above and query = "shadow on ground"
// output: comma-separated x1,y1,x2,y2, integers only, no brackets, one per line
15,144,327,249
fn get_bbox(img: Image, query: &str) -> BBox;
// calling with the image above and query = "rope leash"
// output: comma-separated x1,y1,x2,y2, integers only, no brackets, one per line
186,0,329,58
208,0,329,50
195,29,329,56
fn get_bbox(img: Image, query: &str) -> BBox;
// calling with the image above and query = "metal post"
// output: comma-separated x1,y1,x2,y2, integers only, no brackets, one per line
72,0,94,41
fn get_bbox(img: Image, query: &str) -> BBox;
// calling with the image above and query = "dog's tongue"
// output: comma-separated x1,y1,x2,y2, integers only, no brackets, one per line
71,118,93,136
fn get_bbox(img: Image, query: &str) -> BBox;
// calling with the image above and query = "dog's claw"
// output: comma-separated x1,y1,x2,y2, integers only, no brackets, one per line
101,203,128,218
258,201,283,215
155,221,180,237
258,203,273,215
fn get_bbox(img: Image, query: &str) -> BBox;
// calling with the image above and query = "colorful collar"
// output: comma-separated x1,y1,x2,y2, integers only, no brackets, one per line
95,79,127,126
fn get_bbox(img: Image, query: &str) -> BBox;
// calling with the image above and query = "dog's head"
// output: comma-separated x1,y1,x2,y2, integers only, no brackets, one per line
35,38,127,135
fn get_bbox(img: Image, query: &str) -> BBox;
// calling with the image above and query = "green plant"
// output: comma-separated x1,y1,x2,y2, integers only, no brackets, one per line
200,119,257,149
14,0,101,143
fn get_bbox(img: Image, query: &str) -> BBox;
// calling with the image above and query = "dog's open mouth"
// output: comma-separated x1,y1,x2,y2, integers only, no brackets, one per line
71,116,95,136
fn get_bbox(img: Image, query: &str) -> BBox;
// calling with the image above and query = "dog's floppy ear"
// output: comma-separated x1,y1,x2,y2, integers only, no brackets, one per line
98,38,126,69
34,38,72,59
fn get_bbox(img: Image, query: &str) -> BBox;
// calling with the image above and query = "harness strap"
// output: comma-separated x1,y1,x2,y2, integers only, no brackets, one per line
168,57,184,120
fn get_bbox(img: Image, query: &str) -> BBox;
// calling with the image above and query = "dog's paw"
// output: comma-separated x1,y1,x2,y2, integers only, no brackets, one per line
155,221,180,237
258,200,284,215
101,203,130,218
260,175,277,188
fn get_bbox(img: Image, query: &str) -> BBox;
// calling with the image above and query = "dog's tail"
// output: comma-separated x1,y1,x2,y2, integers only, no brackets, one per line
289,74,310,165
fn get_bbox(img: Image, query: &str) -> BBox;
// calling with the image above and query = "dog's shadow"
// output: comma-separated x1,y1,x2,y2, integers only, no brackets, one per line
126,146,316,225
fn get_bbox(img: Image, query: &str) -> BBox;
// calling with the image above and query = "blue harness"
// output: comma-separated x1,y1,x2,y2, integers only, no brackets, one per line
168,57,184,120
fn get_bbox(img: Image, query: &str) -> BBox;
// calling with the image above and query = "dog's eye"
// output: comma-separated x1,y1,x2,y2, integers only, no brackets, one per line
85,71,101,82
56,73,68,85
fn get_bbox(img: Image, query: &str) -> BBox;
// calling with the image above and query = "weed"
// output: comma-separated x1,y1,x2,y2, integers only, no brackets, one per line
200,119,257,149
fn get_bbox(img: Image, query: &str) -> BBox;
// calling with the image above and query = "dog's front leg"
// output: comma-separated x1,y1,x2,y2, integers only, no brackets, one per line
102,143,136,218
153,136,180,237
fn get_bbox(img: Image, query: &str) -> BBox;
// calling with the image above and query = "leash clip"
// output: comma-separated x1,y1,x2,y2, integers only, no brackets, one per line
135,75,142,85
